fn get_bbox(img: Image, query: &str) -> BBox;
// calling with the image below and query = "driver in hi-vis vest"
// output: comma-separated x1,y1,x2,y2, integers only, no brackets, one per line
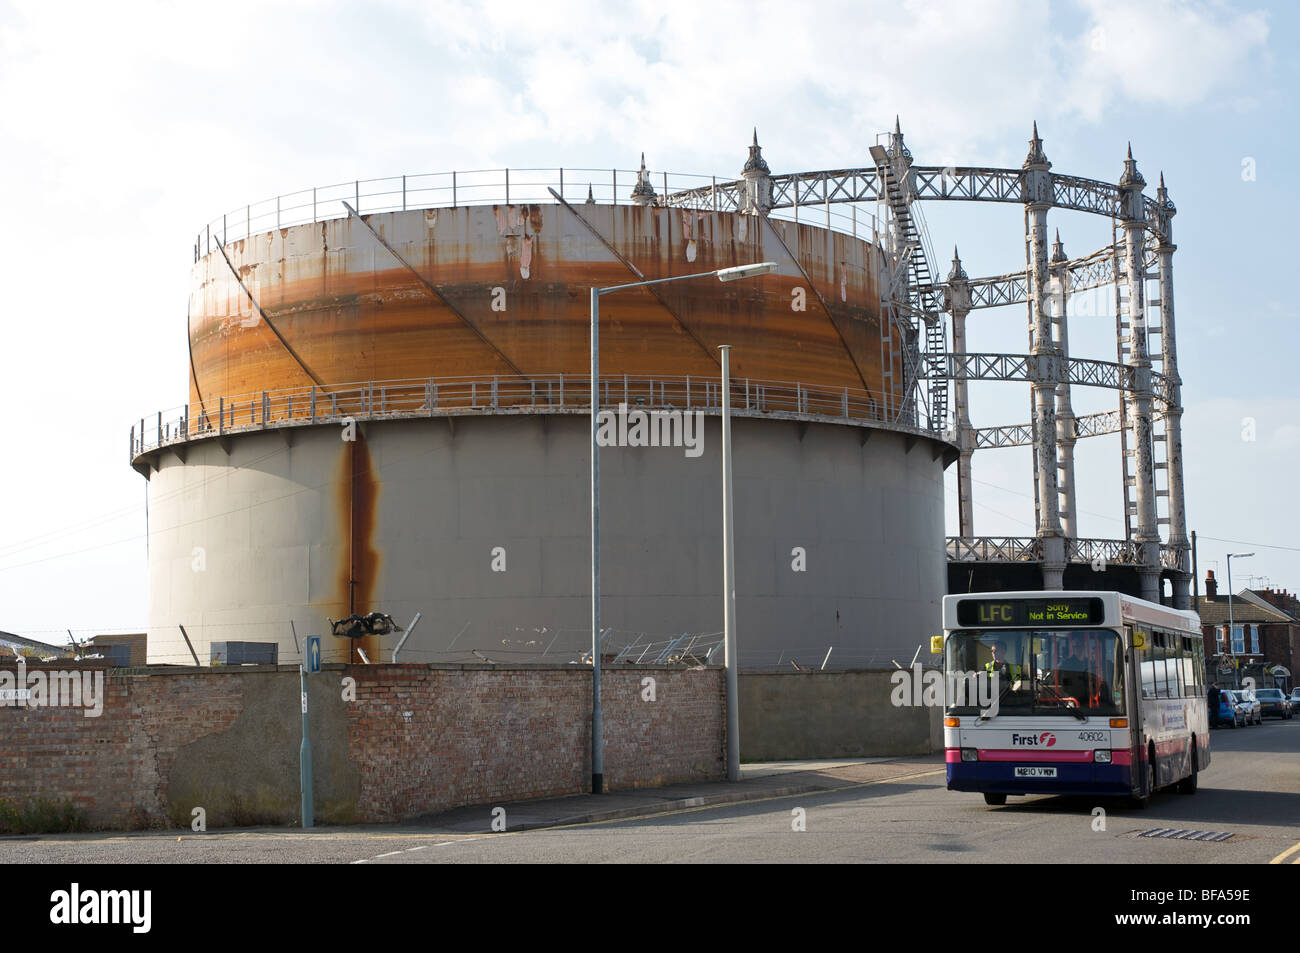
985,640,1024,686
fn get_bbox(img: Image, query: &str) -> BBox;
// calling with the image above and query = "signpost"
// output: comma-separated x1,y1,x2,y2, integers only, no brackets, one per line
299,636,319,829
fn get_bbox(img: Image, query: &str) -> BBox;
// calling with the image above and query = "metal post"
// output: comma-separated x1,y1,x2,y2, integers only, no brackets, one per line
1050,236,1078,541
1023,126,1064,588
1120,147,1160,602
312,187,317,223
590,287,604,794
452,171,457,208
949,252,975,538
1228,556,1236,688
299,664,313,828
505,168,510,206
355,180,359,214
1156,180,1190,607
402,174,407,212
720,345,740,782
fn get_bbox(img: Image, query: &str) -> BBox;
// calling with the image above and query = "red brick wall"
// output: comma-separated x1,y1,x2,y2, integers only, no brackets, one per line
346,666,724,823
0,663,722,829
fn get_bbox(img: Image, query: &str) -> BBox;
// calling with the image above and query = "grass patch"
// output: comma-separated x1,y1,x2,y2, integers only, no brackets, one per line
0,797,89,834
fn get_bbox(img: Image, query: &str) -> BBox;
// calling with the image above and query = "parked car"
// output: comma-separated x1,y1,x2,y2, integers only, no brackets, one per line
1256,688,1293,719
1291,687,1300,708
1216,690,1246,728
1231,690,1263,725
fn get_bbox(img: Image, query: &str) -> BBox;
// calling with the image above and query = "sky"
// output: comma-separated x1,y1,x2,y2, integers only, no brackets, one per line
0,0,1296,644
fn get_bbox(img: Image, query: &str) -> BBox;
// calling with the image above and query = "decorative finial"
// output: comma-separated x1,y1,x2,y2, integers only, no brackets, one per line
948,245,967,281
743,129,770,175
585,183,595,205
1157,171,1175,215
1050,228,1067,263
887,116,911,162
1120,142,1145,188
1024,121,1049,168
630,153,657,205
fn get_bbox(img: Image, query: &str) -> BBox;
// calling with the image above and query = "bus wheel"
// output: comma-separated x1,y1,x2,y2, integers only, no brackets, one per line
1177,741,1198,795
1129,745,1155,809
983,793,1007,806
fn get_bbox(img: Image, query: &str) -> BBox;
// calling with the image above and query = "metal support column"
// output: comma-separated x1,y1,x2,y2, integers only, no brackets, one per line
1156,175,1190,608
947,249,975,538
1023,124,1065,588
1050,232,1078,542
1120,146,1161,603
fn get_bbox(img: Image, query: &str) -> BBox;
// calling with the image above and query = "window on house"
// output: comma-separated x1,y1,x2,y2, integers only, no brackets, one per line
1250,626,1259,655
1232,625,1245,655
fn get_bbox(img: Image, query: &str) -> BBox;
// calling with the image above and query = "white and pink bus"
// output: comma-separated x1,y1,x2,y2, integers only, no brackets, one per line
940,591,1208,807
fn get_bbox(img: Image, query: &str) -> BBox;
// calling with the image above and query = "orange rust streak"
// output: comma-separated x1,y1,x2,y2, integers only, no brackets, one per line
337,431,382,664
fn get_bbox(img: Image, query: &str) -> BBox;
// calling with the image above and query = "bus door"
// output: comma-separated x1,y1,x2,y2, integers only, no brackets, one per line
1126,625,1148,796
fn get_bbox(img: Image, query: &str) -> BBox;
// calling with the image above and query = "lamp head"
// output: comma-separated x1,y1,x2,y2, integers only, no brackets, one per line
716,261,778,282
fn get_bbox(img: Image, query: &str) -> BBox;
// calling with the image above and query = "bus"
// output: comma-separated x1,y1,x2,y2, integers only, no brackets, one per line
940,590,1207,807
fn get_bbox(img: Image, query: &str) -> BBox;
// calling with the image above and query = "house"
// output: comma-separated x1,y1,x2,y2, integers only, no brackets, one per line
1197,571,1298,692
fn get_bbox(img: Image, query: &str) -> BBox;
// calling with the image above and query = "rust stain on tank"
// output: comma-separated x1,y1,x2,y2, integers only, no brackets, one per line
337,430,382,664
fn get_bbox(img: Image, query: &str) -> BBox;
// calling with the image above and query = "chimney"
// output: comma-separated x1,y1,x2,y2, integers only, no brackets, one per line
1205,570,1217,600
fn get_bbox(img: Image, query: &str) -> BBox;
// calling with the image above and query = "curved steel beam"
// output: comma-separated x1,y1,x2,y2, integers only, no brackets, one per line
664,166,1168,241
918,353,1174,404
974,409,1122,449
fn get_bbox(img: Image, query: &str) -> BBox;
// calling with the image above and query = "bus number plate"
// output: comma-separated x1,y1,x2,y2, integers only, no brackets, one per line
1014,767,1057,778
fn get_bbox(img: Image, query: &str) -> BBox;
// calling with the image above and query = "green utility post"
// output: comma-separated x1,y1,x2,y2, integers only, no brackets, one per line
300,635,320,828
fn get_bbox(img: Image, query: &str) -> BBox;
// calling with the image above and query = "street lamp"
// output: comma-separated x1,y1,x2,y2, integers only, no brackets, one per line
1227,551,1254,688
588,260,777,794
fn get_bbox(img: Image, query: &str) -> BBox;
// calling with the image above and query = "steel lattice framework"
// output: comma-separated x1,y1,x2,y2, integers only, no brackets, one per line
664,121,1190,606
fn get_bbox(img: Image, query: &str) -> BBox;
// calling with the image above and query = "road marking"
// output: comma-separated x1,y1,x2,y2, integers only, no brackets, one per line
1269,840,1300,865
348,768,946,862
355,838,476,864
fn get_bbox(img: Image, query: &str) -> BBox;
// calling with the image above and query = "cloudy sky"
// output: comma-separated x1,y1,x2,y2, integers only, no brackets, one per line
0,0,1295,643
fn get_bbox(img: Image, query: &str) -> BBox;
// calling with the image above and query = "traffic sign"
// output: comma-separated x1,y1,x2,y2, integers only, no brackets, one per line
306,636,322,674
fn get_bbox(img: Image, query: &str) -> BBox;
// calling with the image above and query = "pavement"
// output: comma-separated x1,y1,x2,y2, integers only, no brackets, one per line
407,756,941,834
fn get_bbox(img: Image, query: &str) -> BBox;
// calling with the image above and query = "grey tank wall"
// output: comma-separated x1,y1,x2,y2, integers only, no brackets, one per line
739,671,944,759
145,413,948,669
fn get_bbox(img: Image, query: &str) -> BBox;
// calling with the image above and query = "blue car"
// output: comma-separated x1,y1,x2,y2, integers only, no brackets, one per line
1215,690,1245,728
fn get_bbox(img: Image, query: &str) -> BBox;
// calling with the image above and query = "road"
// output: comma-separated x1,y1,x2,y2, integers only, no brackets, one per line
4,718,1297,865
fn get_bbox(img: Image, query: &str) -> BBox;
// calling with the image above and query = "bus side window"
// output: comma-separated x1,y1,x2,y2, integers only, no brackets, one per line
1159,631,1170,696
1138,630,1155,699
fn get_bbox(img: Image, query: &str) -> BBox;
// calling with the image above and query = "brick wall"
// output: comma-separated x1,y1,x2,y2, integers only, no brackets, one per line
0,662,723,830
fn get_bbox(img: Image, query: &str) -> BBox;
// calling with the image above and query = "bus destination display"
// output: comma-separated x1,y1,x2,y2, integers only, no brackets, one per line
956,597,1105,627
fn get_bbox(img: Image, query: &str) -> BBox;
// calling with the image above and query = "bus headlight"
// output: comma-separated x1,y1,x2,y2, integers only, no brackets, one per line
961,748,978,762
1094,750,1112,763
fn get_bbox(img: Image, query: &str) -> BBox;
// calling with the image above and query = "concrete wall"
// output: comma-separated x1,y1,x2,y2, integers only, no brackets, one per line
145,413,949,670
0,662,722,829
739,670,939,760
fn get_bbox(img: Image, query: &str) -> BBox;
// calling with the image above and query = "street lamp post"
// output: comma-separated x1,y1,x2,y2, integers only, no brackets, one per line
589,261,776,794
719,344,740,781
1226,551,1254,689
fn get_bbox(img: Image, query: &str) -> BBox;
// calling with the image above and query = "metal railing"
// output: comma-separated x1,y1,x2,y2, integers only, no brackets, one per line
195,167,882,260
131,372,921,462
947,536,1181,569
